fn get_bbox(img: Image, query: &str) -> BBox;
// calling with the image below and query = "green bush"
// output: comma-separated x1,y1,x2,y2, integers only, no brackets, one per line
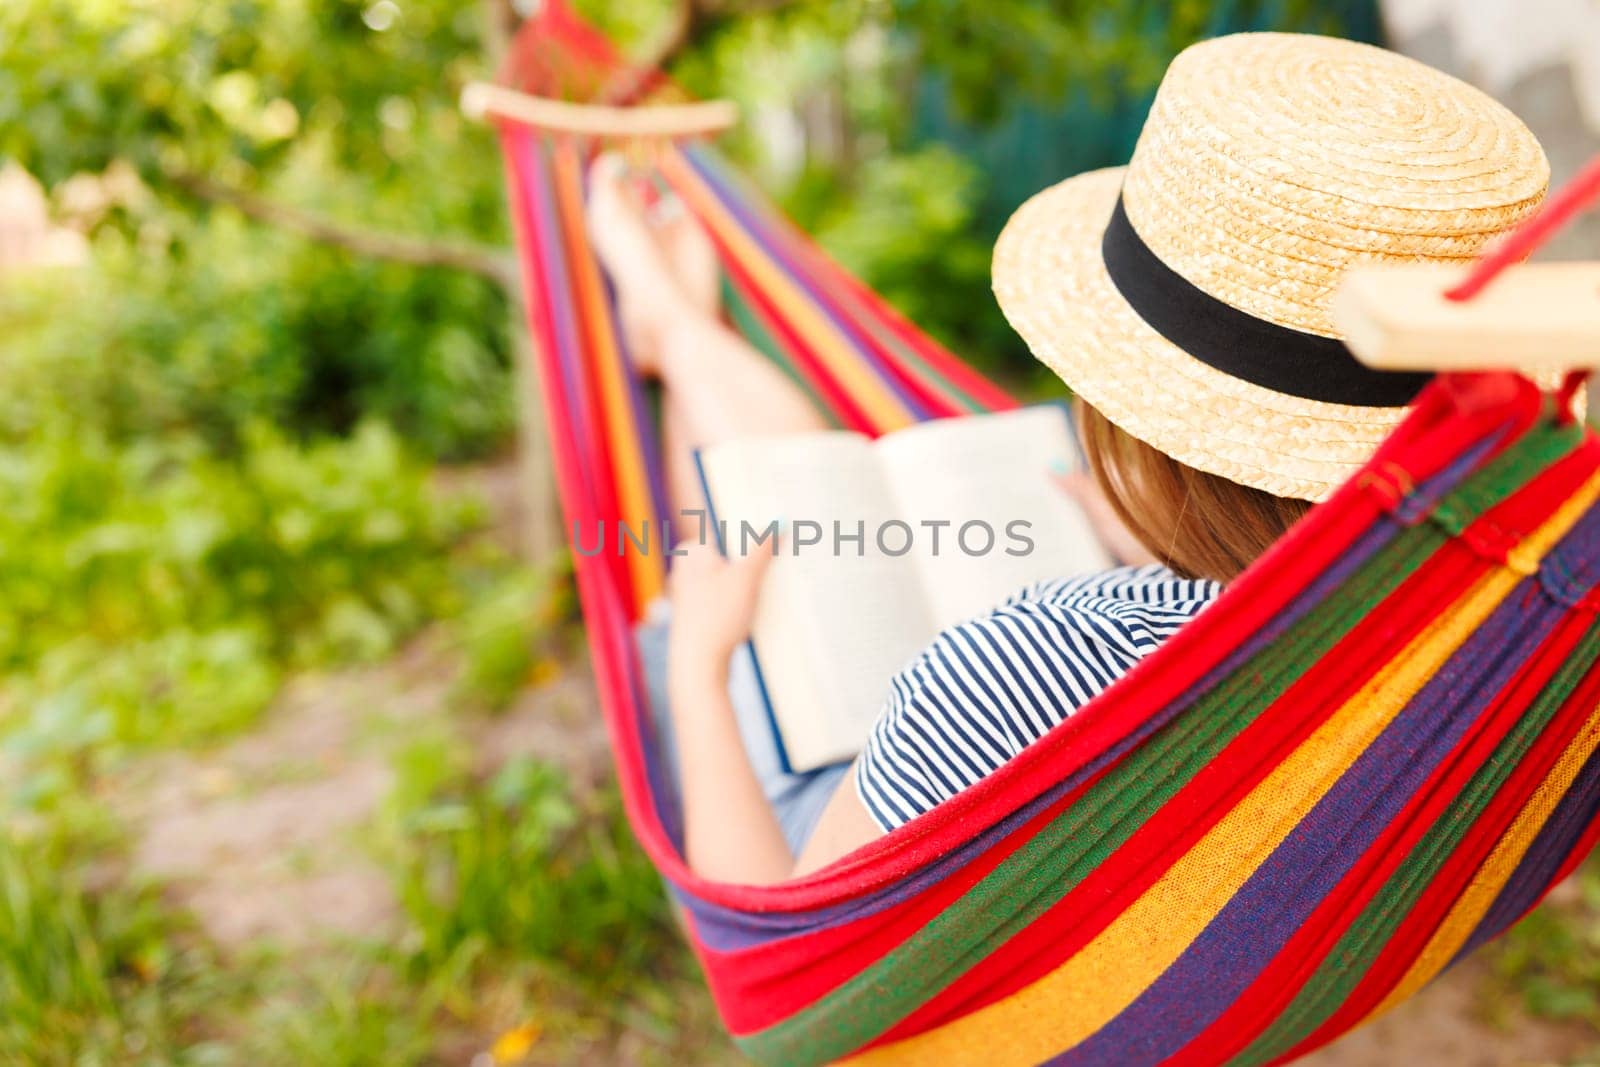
0,216,513,462
0,421,487,811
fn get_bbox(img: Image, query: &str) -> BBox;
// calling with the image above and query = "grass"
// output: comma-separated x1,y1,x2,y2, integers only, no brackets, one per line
377,737,711,1055
0,826,228,1067
0,621,727,1065
234,958,438,1067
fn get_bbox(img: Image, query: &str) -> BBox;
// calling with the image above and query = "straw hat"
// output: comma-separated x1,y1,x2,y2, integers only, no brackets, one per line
992,33,1551,502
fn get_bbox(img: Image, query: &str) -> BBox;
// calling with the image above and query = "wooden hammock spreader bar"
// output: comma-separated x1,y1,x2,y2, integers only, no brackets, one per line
1336,152,1600,373
460,81,738,139
1335,261,1600,371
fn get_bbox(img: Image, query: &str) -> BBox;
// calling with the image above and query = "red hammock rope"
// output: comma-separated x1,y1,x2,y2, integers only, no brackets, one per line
1446,152,1600,302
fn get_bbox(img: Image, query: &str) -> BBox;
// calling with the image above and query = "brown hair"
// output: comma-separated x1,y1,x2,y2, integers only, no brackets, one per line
1077,401,1309,584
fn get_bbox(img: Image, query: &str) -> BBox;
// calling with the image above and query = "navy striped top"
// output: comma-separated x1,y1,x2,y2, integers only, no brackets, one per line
854,565,1220,831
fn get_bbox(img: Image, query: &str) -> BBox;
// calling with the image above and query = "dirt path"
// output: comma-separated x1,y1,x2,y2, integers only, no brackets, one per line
125,634,609,954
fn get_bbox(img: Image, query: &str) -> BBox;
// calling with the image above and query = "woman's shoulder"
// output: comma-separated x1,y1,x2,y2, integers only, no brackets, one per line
999,564,1221,619
857,564,1218,830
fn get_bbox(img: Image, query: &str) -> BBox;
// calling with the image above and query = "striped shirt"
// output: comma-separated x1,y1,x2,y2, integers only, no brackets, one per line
854,565,1220,831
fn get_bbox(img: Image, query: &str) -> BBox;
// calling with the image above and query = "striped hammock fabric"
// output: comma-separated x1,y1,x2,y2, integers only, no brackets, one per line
494,7,1600,1064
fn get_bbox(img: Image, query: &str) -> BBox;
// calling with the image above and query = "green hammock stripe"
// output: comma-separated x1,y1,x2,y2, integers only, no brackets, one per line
872,329,989,414
1426,417,1586,537
1227,617,1600,1067
735,429,1568,1067
723,279,816,398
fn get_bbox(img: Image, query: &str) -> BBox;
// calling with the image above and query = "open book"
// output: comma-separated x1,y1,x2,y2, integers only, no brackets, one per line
695,405,1113,773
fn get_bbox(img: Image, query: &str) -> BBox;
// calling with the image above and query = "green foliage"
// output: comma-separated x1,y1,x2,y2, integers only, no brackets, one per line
0,827,224,1066
448,564,571,716
0,0,493,195
0,202,513,463
383,746,682,1002
0,421,484,812
889,0,1377,123
1,0,514,462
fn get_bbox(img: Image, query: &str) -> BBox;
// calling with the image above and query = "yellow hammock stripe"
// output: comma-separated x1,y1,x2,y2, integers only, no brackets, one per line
850,478,1600,1067
550,139,665,605
1365,705,1600,1021
656,147,915,433
1367,639,1600,1016
1360,465,1600,1015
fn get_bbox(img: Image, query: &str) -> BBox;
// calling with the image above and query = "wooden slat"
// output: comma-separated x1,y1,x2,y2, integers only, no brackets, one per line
460,81,737,139
1335,262,1600,371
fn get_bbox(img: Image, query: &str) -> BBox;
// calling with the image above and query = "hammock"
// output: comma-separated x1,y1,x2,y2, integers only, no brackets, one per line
483,8,1600,1064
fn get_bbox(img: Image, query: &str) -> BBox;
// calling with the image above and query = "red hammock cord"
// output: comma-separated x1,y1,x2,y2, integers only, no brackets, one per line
1441,152,1600,422
1445,153,1600,302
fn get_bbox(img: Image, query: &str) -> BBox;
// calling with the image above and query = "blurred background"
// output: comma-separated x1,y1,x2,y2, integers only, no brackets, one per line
1,1,1598,1063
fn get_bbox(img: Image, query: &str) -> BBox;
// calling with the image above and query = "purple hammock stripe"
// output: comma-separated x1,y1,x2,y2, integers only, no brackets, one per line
516,132,598,491
1456,735,1600,961
687,146,953,397
1452,506,1600,958
1052,498,1600,1067
679,146,935,423
676,513,1403,950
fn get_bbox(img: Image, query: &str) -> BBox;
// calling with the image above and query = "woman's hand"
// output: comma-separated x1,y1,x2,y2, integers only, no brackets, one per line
666,539,776,688
1052,467,1160,567
663,537,792,884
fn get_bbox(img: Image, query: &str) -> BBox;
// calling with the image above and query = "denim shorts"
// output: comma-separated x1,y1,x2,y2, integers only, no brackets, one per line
635,599,851,856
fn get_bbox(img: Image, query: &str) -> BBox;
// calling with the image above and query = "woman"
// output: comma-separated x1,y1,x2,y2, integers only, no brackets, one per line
588,33,1552,884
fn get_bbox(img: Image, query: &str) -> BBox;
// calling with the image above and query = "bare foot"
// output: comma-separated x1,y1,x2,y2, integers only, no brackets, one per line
586,153,719,376
654,199,720,320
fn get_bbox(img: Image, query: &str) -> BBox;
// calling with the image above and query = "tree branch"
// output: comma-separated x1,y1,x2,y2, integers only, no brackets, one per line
480,0,516,74
599,0,700,106
169,171,519,290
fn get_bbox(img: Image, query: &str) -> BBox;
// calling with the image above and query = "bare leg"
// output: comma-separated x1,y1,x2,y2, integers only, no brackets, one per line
587,154,828,527
588,159,865,879
654,313,829,445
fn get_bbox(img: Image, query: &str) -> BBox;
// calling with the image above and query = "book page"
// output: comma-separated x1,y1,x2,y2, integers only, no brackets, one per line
874,406,1114,630
697,433,937,771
